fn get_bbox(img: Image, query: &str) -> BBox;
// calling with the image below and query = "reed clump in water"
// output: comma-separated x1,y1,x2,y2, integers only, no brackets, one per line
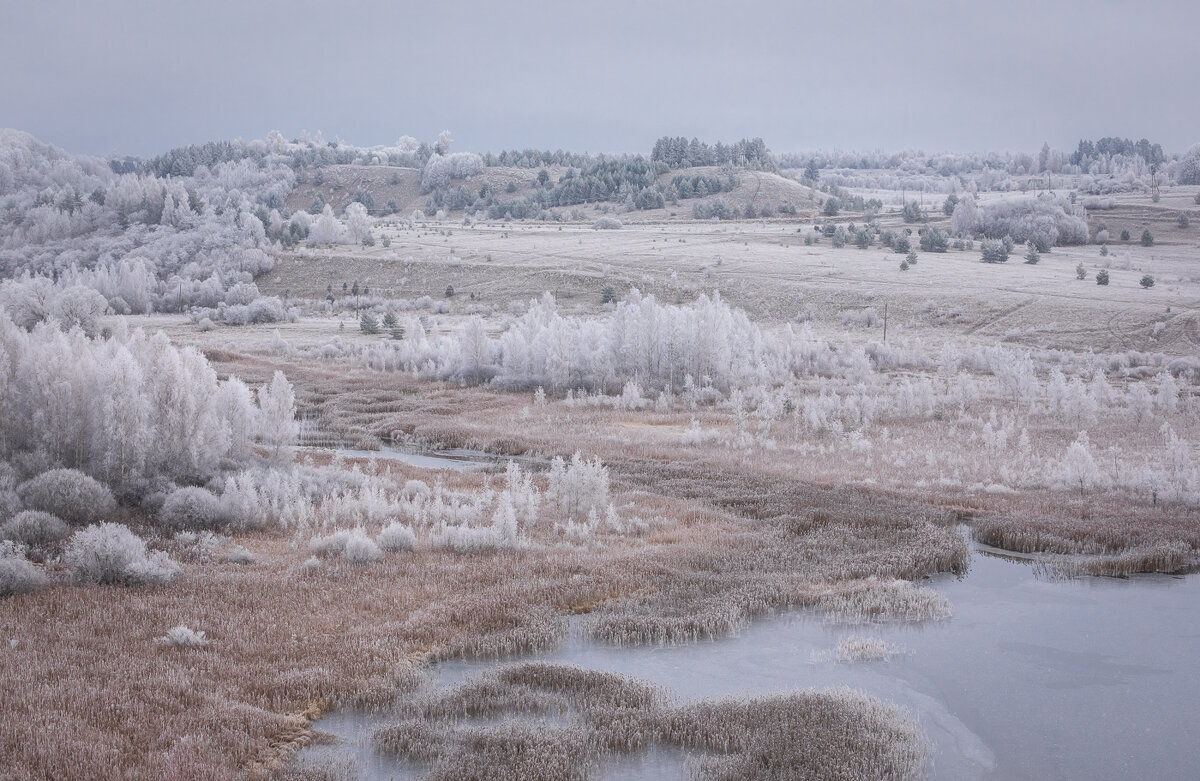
1031,540,1196,579
815,577,953,624
832,635,903,663
972,511,1200,569
371,663,928,781
659,687,929,781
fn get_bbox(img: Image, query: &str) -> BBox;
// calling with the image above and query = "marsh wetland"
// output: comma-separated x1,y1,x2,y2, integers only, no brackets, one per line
298,543,1200,781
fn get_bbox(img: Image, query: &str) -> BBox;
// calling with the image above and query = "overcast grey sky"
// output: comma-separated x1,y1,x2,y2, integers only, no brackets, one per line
3,0,1197,158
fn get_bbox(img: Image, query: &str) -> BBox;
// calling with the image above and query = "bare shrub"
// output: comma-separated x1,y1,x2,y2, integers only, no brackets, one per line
17,469,115,526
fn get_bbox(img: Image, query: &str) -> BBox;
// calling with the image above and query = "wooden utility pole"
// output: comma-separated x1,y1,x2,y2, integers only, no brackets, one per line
882,302,888,343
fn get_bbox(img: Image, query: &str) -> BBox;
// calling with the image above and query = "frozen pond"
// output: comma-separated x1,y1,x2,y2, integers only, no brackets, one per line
319,445,493,471
299,544,1200,780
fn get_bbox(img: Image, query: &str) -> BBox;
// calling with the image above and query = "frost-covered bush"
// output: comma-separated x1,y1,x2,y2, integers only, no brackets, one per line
420,152,484,192
64,523,181,586
222,296,290,325
0,510,69,546
972,196,1089,246
377,521,417,552
429,523,510,554
343,528,382,563
547,453,610,520
361,288,791,392
503,461,541,527
309,530,350,557
17,469,115,526
224,281,259,306
226,545,255,565
402,480,431,499
159,486,224,530
593,217,623,230
0,541,48,596
218,473,265,531
156,625,208,649
172,530,227,561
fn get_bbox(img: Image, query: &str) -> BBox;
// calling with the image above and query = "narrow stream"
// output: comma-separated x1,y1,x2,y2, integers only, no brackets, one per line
311,445,493,471
298,545,1200,780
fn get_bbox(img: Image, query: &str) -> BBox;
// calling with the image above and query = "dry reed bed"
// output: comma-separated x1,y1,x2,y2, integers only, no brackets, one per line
366,662,927,781
0,468,963,781
217,352,1200,568
0,453,967,780
971,499,1200,566
7,349,1182,778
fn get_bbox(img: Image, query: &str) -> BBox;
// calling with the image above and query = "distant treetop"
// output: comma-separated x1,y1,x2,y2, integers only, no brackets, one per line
1070,137,1164,169
651,136,777,172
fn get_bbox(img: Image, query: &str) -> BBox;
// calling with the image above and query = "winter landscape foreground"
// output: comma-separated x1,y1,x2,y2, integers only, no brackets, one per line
2,129,1200,779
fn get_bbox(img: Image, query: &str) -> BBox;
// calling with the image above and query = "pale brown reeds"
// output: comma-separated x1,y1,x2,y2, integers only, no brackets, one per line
0,357,1053,779
1031,540,1196,579
368,663,927,781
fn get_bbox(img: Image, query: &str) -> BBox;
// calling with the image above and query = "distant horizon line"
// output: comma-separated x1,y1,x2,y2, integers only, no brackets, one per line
7,126,1193,163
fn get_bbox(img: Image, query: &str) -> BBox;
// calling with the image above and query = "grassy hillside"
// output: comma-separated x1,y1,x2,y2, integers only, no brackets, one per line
286,164,823,222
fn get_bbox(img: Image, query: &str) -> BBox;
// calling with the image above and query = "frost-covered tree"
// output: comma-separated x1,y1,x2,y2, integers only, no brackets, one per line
950,194,979,237
256,371,298,462
1127,382,1153,424
1174,144,1200,185
0,130,285,312
308,204,345,246
420,152,484,193
50,287,108,335
102,349,150,485
1155,372,1178,414
1058,432,1103,498
344,202,373,244
980,239,1009,263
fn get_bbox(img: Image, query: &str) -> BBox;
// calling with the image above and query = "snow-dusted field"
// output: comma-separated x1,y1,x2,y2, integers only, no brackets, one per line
253,193,1200,357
